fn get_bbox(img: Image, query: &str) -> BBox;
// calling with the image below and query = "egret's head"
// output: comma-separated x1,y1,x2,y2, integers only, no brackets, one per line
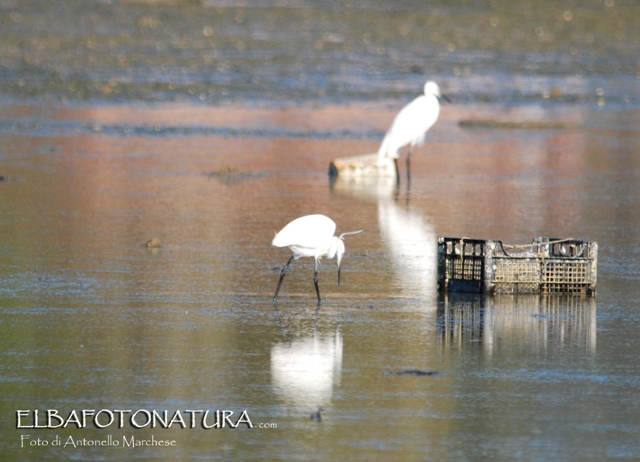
332,230,363,285
326,237,345,284
424,80,451,103
424,81,441,97
335,238,346,285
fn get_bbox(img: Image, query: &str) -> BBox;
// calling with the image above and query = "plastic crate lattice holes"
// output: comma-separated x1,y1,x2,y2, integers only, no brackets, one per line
437,237,597,296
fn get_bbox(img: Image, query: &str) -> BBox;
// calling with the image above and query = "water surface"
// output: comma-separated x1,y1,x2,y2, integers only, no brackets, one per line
1,1,640,460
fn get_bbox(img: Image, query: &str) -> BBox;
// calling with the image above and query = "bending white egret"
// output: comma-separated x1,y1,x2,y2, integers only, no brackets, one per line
377,80,449,180
272,214,362,303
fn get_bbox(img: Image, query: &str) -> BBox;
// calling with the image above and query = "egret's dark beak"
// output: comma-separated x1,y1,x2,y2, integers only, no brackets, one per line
337,265,341,285
439,94,452,104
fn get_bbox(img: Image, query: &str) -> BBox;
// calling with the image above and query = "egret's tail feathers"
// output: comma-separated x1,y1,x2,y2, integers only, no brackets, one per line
377,132,391,159
378,133,401,160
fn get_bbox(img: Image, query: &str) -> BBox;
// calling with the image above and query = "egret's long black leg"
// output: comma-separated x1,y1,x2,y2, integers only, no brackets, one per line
274,255,294,303
313,259,321,303
406,147,412,207
394,158,400,184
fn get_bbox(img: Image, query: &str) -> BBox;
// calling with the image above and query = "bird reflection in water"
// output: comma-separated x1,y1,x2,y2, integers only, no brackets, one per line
329,174,438,303
270,324,343,415
377,199,437,303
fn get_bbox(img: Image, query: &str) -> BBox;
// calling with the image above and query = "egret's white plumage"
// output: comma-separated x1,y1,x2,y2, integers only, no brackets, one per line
272,214,362,303
377,81,446,178
272,215,338,259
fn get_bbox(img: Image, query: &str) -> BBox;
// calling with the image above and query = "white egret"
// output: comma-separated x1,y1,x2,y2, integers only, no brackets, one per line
272,214,362,303
377,80,449,180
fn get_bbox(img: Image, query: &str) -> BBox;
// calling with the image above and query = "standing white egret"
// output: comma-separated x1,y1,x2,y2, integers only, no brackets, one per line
377,80,449,180
272,214,362,303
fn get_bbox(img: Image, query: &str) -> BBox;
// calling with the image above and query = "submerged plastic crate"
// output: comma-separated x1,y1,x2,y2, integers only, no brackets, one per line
437,237,598,296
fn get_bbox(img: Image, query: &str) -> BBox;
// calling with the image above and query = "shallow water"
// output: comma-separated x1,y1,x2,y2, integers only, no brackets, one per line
2,1,640,461
2,99,640,461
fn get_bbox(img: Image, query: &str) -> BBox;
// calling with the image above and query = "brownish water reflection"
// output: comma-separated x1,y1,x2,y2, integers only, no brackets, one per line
1,101,640,460
438,294,597,358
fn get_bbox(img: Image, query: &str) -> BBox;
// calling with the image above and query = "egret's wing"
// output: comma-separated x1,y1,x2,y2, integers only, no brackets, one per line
379,95,439,157
272,215,336,248
378,96,424,158
390,97,429,144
